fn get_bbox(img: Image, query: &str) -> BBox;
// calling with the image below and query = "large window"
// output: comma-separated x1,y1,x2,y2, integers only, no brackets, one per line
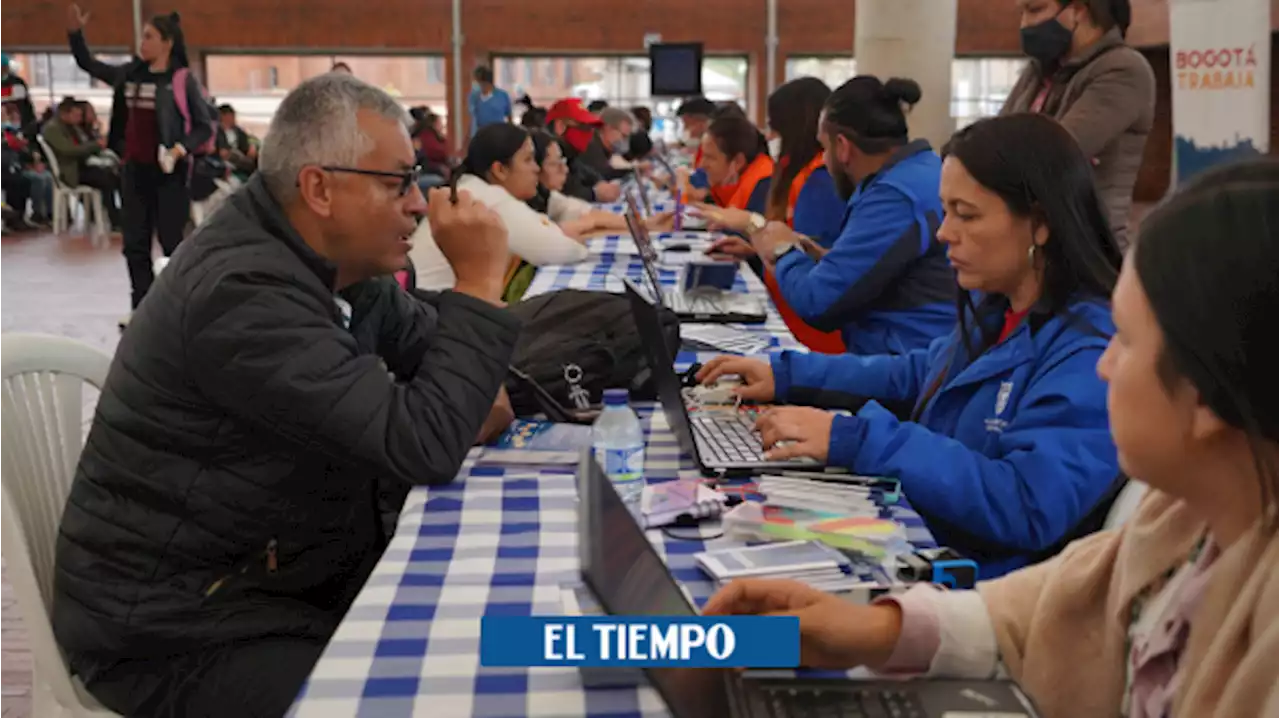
204,54,448,138
492,54,749,141
950,58,1024,129
6,52,130,128
785,55,1026,130
784,56,857,89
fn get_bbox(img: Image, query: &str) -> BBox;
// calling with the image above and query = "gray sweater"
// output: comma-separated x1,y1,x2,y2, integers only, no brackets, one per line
1002,29,1156,250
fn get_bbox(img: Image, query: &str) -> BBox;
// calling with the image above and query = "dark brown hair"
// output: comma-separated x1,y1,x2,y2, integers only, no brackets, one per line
706,116,766,169
1135,159,1277,505
765,76,830,221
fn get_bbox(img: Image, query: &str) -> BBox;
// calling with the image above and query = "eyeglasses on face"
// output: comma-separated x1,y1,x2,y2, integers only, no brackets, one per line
317,165,423,196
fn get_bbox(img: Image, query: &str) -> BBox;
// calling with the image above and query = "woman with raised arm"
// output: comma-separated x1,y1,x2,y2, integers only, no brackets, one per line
66,4,214,323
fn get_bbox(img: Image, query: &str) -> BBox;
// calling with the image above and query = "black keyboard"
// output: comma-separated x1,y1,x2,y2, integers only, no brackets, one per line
760,686,927,718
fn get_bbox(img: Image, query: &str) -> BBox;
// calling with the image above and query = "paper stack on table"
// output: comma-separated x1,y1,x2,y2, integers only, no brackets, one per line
721,475,911,559
694,540,861,593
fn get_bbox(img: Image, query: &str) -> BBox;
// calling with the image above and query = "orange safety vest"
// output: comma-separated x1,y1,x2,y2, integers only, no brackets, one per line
763,155,847,354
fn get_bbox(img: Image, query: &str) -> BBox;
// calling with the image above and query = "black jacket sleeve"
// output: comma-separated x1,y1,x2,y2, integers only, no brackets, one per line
67,30,126,87
578,136,629,181
184,272,521,486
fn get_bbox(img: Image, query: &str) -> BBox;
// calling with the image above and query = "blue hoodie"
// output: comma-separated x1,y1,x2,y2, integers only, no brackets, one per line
770,297,1120,578
772,140,956,355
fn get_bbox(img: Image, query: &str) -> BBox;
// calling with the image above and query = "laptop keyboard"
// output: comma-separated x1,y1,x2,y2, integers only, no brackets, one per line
689,411,765,464
760,686,927,718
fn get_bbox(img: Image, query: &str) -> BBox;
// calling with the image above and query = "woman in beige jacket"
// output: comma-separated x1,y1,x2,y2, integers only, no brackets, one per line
705,159,1278,718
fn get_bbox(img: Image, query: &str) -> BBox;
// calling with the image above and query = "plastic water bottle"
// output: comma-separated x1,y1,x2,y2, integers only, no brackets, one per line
592,388,646,507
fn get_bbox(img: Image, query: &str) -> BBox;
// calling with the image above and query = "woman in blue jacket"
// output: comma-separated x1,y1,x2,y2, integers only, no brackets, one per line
698,113,1124,577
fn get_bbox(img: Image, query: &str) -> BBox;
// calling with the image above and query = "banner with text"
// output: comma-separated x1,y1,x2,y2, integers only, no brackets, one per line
1170,0,1273,183
479,616,800,667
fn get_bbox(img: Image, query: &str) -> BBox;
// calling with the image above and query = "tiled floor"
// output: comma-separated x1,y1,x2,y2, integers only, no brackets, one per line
1,229,128,718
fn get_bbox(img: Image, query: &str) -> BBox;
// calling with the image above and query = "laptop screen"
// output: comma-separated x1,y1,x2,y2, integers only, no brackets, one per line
623,205,667,303
577,452,731,718
621,278,702,467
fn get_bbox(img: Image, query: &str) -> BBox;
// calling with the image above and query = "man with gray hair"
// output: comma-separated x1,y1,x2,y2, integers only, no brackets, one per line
51,72,520,716
575,104,637,183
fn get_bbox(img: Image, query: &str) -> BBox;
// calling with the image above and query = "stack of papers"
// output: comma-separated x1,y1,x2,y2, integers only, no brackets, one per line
641,479,729,529
757,475,881,515
694,540,860,593
722,502,909,559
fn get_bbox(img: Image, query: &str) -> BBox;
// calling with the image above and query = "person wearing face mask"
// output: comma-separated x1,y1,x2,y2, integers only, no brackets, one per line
544,97,622,203
696,115,774,219
571,105,637,182
526,129,671,238
1002,0,1153,250
468,65,513,137
408,123,589,300
698,113,1125,578
699,76,849,353
722,76,955,356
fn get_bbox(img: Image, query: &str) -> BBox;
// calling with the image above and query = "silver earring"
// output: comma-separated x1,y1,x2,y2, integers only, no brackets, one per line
1028,245,1038,264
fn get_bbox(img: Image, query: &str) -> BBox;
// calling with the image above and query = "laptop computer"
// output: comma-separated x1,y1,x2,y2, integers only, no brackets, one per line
623,196,767,325
623,276,820,476
576,451,1043,718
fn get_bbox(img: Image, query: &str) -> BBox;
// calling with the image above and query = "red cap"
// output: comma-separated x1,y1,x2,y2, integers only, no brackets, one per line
545,98,603,126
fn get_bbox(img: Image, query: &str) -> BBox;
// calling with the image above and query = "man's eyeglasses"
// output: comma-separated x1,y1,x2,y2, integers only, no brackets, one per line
319,165,423,196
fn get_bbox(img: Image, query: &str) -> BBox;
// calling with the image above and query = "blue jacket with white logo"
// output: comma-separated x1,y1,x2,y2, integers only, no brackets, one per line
770,297,1120,578
772,140,956,355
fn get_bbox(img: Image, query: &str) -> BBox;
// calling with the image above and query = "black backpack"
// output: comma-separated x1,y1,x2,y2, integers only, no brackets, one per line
504,289,680,422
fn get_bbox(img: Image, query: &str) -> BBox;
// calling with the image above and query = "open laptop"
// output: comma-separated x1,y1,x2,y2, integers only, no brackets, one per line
623,276,819,476
623,196,767,325
576,451,1043,718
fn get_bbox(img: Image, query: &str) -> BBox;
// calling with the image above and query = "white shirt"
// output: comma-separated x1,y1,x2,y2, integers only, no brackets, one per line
546,190,592,224
408,174,589,291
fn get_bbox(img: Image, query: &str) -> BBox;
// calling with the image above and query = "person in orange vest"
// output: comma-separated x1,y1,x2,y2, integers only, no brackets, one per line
699,77,848,353
703,76,956,356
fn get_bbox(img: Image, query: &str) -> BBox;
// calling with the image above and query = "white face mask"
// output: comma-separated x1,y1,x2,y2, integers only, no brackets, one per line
767,136,782,159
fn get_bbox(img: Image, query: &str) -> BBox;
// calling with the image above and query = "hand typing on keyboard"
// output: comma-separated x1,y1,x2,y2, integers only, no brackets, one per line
696,356,776,402
754,406,836,462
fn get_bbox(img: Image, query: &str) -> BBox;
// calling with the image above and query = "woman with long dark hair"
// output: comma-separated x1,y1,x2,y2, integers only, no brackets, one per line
699,113,1124,577
407,123,587,299
700,76,849,353
704,158,1278,718
67,4,213,323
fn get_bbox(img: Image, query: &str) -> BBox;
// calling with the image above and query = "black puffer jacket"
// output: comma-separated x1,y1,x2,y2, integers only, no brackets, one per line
52,175,521,667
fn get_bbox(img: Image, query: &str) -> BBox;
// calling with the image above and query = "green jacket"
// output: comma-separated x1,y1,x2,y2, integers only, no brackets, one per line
41,117,100,187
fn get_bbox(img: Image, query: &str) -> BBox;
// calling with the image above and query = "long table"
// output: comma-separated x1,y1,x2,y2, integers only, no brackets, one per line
288,234,937,718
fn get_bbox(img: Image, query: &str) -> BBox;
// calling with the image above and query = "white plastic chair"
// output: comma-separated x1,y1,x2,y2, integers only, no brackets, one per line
36,135,109,244
1104,479,1149,530
1,333,121,717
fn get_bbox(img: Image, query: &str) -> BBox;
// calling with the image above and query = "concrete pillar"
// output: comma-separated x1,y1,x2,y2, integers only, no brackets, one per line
854,0,957,148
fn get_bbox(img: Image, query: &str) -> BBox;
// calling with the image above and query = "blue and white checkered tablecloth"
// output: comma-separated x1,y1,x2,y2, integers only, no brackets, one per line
524,231,797,352
289,250,938,717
